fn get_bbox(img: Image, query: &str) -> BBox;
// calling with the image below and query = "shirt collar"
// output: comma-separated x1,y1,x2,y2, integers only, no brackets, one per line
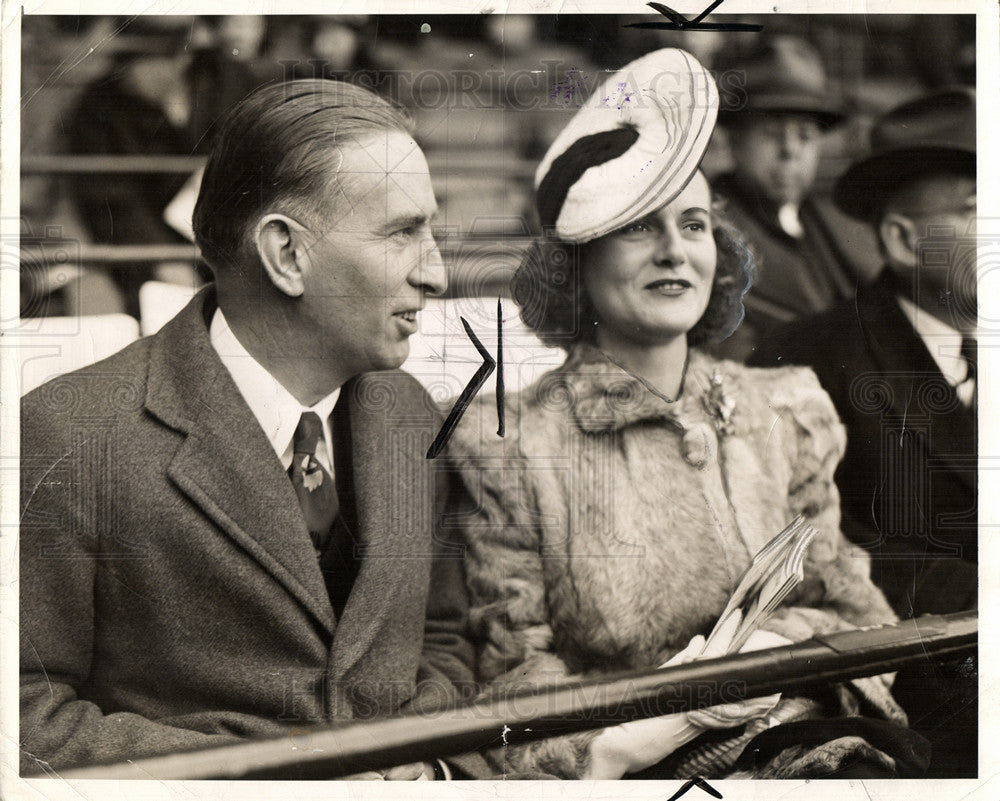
210,308,340,470
896,295,971,386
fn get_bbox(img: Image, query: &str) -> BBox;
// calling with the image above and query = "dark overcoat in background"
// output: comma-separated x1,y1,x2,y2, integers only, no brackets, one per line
750,270,977,778
712,174,881,361
751,270,976,610
20,287,479,775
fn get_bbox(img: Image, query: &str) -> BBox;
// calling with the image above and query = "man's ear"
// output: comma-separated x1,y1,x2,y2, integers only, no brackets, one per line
256,213,308,298
879,212,919,269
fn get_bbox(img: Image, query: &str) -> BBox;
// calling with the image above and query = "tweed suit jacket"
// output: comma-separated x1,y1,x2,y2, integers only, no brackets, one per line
750,270,977,618
20,287,478,775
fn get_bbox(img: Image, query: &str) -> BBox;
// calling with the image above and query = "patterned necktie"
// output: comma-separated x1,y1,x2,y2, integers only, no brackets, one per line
289,411,338,555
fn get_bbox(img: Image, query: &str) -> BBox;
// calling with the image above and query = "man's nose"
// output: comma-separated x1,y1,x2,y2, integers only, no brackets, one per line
411,233,448,296
654,222,687,266
778,120,804,158
778,123,803,158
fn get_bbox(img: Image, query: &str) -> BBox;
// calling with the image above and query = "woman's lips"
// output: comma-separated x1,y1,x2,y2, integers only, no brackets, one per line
645,278,693,296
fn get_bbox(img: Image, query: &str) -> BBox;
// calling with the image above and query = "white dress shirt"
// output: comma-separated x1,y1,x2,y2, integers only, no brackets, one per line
210,308,340,472
897,295,976,407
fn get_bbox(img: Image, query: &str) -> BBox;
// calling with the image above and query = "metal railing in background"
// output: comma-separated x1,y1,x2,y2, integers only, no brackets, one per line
20,152,536,300
50,611,977,781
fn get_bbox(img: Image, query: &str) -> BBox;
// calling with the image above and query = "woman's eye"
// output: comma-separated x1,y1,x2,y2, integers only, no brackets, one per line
682,219,707,232
620,222,652,234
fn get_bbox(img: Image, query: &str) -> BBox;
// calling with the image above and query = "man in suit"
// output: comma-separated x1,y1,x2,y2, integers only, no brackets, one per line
711,36,881,360
20,79,480,778
751,87,977,776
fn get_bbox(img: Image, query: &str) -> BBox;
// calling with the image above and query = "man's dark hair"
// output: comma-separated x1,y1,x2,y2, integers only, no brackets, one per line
192,79,413,274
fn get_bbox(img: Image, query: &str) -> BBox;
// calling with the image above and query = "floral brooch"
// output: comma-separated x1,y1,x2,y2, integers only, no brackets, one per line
681,370,737,470
702,369,736,436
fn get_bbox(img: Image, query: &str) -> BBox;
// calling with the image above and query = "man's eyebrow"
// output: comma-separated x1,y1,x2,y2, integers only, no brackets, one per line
382,210,437,232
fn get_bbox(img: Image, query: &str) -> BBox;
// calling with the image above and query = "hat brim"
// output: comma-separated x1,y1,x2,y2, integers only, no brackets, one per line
833,147,976,221
719,98,846,129
537,48,720,244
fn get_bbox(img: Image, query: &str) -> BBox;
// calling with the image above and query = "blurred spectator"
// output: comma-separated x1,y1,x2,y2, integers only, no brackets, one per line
205,15,267,64
749,87,977,777
908,16,976,90
710,37,881,360
262,16,386,88
66,18,262,317
20,16,121,317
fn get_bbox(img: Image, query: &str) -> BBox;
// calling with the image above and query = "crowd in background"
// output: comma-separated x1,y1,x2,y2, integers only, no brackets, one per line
20,13,974,320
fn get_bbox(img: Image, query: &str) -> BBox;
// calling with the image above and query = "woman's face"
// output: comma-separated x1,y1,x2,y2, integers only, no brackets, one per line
582,171,717,348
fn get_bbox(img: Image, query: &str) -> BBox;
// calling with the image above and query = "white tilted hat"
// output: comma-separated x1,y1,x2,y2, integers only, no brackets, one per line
535,48,719,243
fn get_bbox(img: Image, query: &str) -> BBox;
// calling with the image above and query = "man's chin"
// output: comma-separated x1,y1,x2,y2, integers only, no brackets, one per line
370,342,411,373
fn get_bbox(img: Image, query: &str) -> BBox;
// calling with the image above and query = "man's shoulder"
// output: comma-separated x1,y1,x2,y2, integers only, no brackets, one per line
21,335,155,424
713,176,759,222
22,287,215,427
348,368,440,422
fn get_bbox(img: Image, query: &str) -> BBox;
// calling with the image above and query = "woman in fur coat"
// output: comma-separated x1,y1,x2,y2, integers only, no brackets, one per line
447,48,921,780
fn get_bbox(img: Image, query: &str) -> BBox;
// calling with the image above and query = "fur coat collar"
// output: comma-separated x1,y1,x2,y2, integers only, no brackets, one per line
554,345,739,437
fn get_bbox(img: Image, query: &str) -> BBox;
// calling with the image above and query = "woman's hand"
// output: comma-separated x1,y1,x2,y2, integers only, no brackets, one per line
583,630,793,779
686,628,790,730
584,635,708,779
381,761,436,780
342,762,436,780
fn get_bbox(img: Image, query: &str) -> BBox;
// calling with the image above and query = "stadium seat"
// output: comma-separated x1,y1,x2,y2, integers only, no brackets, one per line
138,280,200,336
17,313,140,396
401,295,563,401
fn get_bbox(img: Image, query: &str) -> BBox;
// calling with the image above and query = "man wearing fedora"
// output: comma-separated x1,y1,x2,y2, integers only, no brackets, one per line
712,36,880,360
751,87,977,777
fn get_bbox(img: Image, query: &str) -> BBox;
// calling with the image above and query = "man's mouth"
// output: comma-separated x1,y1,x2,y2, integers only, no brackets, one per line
645,278,693,295
393,310,419,323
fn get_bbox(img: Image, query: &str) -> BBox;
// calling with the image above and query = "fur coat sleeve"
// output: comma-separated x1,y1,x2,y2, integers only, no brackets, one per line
756,367,898,643
448,399,605,778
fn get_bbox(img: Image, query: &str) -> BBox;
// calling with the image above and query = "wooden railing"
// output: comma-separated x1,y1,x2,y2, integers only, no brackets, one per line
49,611,977,780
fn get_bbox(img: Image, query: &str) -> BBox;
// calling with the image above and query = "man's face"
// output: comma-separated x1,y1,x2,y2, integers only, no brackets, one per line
887,172,977,322
296,130,446,378
729,114,822,208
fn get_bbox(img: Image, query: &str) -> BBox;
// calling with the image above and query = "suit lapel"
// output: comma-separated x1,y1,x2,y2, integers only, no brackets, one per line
145,288,336,635
327,373,435,705
858,276,976,493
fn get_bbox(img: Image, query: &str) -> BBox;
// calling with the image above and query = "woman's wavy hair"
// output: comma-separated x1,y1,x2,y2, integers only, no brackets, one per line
512,196,756,350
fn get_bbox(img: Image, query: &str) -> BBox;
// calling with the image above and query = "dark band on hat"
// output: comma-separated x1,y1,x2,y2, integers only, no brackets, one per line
536,125,640,231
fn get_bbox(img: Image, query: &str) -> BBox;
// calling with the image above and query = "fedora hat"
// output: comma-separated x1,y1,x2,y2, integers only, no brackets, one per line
833,86,976,221
716,36,845,128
